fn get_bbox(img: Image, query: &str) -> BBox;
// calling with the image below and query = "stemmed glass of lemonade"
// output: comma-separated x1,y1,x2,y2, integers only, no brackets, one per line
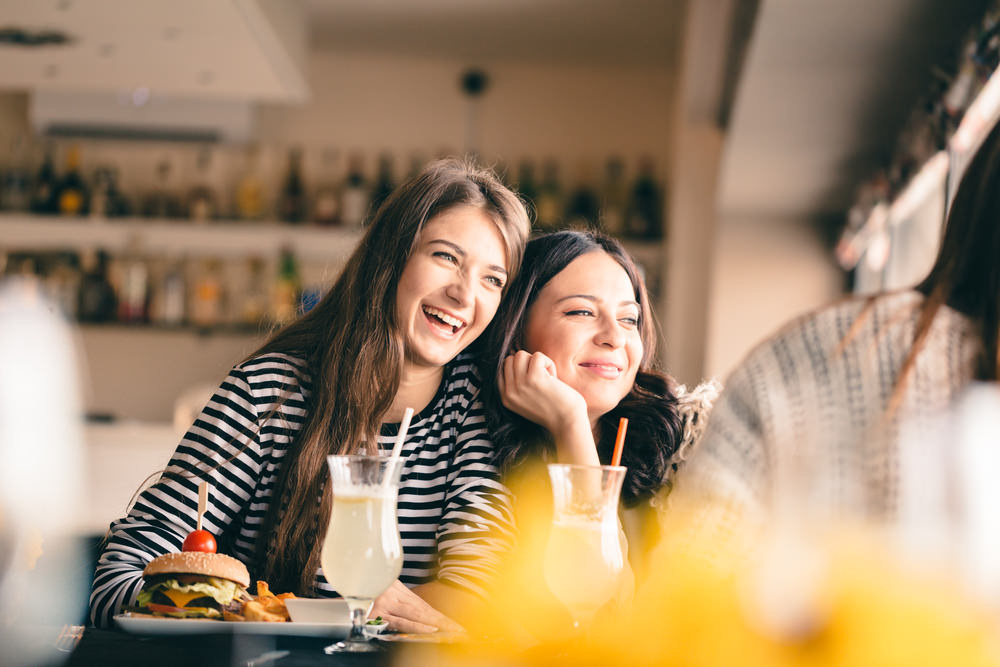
321,455,404,653
543,463,627,631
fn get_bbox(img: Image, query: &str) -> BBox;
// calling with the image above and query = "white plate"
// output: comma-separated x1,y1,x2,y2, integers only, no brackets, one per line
114,612,350,638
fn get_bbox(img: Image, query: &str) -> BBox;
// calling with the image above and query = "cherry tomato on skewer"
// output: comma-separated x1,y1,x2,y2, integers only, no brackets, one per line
182,529,217,553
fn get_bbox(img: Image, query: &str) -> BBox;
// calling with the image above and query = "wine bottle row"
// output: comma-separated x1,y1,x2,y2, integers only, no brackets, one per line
2,244,309,332
0,138,666,240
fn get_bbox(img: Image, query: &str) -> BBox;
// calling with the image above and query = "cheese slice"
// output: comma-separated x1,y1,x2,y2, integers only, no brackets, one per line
163,588,212,608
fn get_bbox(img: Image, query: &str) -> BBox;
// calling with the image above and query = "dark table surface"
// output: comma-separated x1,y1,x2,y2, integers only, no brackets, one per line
65,628,395,667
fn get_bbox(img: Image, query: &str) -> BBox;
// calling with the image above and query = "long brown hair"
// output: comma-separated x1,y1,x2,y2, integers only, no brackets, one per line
874,120,1000,414
480,230,682,506
253,158,529,593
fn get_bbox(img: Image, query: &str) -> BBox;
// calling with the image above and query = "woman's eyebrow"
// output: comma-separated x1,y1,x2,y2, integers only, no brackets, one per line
554,294,640,309
428,239,507,275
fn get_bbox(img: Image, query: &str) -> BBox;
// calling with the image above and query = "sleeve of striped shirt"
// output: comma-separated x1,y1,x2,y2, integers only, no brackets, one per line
435,397,516,599
88,366,265,628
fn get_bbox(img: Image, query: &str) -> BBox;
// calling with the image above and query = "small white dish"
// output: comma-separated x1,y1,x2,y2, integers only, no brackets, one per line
364,618,389,636
283,598,350,625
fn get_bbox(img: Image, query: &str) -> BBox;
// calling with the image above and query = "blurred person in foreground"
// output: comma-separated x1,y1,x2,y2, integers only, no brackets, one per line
667,118,1000,559
90,159,530,632
476,230,717,638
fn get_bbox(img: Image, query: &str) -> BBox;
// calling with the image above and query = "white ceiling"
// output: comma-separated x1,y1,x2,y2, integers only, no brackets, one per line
0,0,308,101
719,0,990,221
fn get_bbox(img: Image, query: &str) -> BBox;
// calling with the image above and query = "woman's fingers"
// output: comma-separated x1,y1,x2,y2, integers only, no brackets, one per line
369,580,463,634
378,612,439,634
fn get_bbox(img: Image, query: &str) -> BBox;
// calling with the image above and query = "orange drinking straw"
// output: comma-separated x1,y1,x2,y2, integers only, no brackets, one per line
611,417,628,466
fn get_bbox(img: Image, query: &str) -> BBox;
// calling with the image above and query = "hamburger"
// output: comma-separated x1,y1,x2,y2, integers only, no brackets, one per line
135,551,251,619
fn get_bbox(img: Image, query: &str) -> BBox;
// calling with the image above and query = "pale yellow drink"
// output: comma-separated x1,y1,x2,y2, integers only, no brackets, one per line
543,515,624,622
321,488,403,601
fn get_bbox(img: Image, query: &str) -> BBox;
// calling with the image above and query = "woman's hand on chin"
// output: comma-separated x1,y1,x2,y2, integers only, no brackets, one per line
369,580,464,633
500,351,599,465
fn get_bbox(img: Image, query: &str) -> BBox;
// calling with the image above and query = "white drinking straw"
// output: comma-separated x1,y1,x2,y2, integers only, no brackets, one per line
382,407,413,490
389,407,414,461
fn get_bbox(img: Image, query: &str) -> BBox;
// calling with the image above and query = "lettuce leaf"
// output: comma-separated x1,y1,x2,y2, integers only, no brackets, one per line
138,576,241,606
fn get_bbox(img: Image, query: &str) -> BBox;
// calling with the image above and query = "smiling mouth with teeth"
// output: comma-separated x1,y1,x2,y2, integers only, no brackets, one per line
422,306,466,334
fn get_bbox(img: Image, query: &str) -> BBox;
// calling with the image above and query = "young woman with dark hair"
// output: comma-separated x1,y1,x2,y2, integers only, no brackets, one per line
669,117,1000,548
481,230,688,507
90,158,530,632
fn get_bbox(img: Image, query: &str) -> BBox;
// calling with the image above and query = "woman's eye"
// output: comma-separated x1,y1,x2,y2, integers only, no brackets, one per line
620,316,639,327
565,309,594,317
433,251,458,264
485,275,505,288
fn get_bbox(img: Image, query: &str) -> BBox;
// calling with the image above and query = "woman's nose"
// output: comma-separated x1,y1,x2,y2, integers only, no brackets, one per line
595,317,625,348
445,270,474,306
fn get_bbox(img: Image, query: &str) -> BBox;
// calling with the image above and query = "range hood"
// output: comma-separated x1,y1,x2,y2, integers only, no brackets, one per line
1,0,310,142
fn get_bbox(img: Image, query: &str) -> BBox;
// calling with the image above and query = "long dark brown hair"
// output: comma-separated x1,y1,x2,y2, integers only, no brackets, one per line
480,230,682,506
253,158,529,593
878,119,1000,413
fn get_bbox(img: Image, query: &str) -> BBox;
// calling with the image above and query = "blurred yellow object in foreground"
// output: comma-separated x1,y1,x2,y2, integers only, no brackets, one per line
448,503,999,666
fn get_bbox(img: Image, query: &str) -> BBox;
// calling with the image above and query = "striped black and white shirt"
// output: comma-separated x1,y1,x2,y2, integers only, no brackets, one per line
90,351,513,628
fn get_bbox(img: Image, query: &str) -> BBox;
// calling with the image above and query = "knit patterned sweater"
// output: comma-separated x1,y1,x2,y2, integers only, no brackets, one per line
669,290,979,552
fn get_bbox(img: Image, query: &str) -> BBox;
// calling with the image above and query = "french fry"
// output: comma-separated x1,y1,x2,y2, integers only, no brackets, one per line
256,581,274,598
242,599,287,623
222,610,246,622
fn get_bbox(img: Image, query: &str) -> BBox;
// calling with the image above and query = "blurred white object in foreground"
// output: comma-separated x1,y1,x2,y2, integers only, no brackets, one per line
0,279,87,666
897,382,1000,606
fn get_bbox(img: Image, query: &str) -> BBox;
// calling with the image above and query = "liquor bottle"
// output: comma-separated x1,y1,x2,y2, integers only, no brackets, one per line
277,146,308,224
311,148,341,226
535,159,563,231
31,143,58,215
1,133,31,212
239,256,268,326
117,240,150,323
271,247,301,325
155,256,187,327
234,144,267,221
77,249,118,323
514,159,539,223
339,153,369,228
44,252,81,319
599,157,628,236
142,159,182,219
625,157,664,240
368,153,395,221
56,145,88,216
89,166,131,219
55,145,87,217
564,160,600,230
190,258,225,329
186,147,218,222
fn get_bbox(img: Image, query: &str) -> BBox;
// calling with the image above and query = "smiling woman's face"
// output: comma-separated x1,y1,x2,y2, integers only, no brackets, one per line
395,205,509,372
523,251,642,424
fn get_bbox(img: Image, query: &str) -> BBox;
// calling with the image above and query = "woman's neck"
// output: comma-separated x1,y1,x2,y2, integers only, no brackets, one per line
386,363,444,423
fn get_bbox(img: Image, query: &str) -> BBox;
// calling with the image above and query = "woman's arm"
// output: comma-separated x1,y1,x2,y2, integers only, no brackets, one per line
431,397,517,624
89,366,266,628
499,350,600,465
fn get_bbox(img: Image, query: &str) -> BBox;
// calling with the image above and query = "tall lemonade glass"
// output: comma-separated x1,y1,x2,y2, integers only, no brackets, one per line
321,455,404,653
543,463,626,631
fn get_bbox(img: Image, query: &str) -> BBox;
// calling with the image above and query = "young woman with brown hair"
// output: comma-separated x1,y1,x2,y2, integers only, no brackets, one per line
90,158,530,632
481,230,690,506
